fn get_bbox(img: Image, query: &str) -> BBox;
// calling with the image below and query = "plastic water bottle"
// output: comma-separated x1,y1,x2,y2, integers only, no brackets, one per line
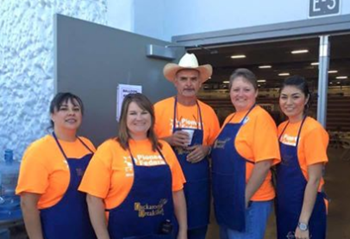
0,149,22,221
4,149,13,165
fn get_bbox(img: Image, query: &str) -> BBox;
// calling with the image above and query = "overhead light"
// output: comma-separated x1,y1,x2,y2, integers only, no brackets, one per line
336,76,348,79
337,82,341,84
328,70,338,74
230,55,246,59
278,73,290,76
257,79,266,83
258,84,261,87
330,82,333,85
311,62,319,66
259,65,272,69
223,80,230,84
291,49,309,54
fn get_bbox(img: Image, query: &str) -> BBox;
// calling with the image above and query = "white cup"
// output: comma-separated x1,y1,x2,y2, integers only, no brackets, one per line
181,129,194,146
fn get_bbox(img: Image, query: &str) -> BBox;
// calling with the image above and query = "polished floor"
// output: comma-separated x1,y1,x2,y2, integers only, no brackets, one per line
6,149,350,239
206,148,350,239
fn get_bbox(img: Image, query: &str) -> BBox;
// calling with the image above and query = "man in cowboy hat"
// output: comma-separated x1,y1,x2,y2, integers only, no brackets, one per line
154,53,220,239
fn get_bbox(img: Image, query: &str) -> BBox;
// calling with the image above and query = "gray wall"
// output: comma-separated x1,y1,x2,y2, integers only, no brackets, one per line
55,15,182,146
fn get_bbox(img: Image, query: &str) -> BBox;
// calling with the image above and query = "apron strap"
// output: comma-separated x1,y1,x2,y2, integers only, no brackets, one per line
52,132,68,160
173,97,204,131
278,115,307,147
77,137,94,154
52,132,93,159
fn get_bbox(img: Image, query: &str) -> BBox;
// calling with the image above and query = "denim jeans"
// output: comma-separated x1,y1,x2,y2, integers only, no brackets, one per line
219,200,273,239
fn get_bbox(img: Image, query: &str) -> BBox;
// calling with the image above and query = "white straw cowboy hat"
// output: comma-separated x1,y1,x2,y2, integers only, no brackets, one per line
163,53,213,83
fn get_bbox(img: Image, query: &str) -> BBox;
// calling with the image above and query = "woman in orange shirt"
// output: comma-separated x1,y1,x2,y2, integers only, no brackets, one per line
276,76,328,239
16,92,96,239
79,93,187,239
211,68,280,239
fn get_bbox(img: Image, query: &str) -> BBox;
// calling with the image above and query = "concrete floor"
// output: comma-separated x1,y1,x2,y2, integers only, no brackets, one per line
206,148,350,239
6,149,350,239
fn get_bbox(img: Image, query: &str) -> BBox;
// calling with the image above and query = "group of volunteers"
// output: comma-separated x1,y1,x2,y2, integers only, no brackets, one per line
15,53,329,239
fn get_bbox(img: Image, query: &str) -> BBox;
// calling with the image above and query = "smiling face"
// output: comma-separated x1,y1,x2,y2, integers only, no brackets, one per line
230,76,258,112
51,98,82,133
174,69,202,100
279,85,309,122
126,101,151,140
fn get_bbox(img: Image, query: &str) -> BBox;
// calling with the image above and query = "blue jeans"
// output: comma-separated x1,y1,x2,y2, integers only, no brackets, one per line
219,200,272,239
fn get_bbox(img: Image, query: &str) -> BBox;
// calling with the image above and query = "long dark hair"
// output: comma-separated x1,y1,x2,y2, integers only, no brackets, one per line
49,92,84,128
117,93,161,151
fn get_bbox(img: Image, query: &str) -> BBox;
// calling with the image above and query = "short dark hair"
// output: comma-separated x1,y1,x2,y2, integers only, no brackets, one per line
280,75,312,111
229,68,258,91
49,92,84,128
117,93,161,151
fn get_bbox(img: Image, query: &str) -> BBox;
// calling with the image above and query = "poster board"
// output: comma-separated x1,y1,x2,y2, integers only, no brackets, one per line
116,84,142,121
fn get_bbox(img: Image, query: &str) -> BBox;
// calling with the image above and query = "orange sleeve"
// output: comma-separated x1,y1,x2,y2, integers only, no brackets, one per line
203,105,220,145
161,141,186,191
154,98,173,138
154,102,163,138
79,141,113,198
252,111,281,165
16,143,49,195
302,127,329,165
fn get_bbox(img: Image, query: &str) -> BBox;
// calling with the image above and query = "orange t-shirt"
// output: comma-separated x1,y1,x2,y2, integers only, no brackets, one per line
220,105,281,201
154,97,220,146
16,134,95,209
78,138,186,210
278,117,329,191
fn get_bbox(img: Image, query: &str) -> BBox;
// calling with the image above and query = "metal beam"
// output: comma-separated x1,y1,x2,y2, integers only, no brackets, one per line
172,14,350,48
317,35,330,127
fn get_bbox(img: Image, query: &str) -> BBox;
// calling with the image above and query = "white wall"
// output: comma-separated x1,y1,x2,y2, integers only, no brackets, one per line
106,0,134,32
0,0,107,160
109,0,350,41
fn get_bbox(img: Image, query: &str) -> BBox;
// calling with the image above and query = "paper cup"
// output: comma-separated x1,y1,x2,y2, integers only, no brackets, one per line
182,129,194,146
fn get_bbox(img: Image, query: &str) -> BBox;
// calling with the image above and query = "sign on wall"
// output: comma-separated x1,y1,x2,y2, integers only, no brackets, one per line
309,0,340,17
116,84,142,121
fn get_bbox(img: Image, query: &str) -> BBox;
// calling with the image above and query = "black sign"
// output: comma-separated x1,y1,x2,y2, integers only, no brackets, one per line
309,0,340,17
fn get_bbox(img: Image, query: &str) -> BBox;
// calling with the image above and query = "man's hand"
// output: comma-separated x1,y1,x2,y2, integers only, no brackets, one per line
186,145,210,163
165,131,190,147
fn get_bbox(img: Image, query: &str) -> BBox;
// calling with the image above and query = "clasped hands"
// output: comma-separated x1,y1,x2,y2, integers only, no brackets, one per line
168,131,210,163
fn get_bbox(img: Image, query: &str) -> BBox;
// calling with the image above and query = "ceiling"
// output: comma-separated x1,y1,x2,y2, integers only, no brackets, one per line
189,33,350,90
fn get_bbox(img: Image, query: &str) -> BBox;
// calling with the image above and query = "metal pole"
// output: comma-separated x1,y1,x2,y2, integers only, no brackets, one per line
317,35,330,127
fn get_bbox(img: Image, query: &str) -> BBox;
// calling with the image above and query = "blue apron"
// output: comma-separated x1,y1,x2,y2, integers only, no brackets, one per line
107,146,174,239
40,133,96,239
276,117,327,239
211,106,255,232
172,97,210,229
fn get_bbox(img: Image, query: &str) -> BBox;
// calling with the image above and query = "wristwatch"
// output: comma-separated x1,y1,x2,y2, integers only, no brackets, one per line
298,222,308,231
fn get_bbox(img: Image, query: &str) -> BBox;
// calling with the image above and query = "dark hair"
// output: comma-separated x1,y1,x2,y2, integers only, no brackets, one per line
117,93,161,151
280,75,312,112
49,92,84,128
229,68,258,91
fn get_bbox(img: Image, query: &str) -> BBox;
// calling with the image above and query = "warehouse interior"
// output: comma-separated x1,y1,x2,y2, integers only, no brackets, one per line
190,33,350,239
